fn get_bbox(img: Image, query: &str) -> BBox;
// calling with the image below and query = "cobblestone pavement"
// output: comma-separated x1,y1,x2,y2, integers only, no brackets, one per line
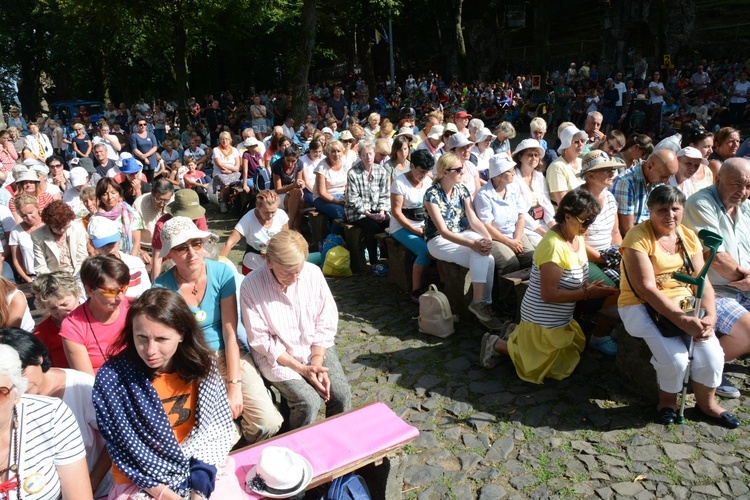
212,206,750,500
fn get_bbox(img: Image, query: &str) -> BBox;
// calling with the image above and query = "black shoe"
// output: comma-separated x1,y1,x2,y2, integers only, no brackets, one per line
409,287,426,304
656,407,677,425
696,407,741,429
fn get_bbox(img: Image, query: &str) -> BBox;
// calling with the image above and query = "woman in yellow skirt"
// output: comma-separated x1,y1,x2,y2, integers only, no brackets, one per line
480,189,618,383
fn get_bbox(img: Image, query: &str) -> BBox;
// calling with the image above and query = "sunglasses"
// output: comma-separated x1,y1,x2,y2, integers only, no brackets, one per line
49,163,63,168
172,239,204,255
0,386,14,402
98,285,128,298
575,215,595,227
447,167,464,174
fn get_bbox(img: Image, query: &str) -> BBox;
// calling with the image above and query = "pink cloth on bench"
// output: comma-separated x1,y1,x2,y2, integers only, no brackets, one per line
229,402,419,499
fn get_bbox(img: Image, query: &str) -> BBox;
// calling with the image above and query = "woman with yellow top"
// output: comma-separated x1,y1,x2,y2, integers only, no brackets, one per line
93,288,233,500
480,189,618,382
618,185,740,428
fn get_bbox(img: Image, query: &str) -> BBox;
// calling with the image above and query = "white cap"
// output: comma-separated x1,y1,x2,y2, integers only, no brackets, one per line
474,128,496,143
69,167,88,187
321,127,334,135
677,146,709,165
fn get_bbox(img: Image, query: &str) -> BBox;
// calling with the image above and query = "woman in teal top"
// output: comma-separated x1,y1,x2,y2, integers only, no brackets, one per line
154,216,283,445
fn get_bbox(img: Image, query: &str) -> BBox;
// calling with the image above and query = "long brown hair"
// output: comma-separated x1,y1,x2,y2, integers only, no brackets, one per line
0,278,18,327
110,288,212,382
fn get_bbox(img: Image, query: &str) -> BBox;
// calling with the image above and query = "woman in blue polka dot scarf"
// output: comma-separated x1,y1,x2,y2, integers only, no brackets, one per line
93,288,233,499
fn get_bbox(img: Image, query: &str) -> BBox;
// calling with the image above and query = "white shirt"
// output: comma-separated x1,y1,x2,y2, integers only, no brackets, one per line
388,172,429,234
10,395,86,500
473,181,526,237
233,209,289,271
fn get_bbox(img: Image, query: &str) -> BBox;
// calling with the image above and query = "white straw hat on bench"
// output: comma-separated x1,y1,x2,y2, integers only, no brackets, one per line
246,446,313,498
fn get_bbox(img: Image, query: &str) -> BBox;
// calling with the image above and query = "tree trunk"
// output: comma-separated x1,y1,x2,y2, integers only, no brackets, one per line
532,0,551,76
173,15,191,131
290,0,318,125
454,0,467,80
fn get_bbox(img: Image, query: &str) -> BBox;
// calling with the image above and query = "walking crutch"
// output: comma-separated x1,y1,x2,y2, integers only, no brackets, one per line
672,229,723,424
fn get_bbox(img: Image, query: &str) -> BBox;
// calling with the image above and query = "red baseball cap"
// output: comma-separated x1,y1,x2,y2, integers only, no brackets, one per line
454,110,472,119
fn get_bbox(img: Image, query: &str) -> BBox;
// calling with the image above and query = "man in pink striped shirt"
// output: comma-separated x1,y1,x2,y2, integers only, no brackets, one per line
240,230,351,429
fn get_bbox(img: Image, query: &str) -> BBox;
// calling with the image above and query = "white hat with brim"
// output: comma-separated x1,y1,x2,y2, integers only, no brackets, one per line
489,153,516,178
245,447,313,499
339,130,354,141
578,150,621,177
394,127,415,140
474,127,496,143
444,123,459,134
677,146,709,165
159,216,216,258
446,134,473,151
116,152,143,170
88,216,121,248
512,138,544,158
15,170,40,184
557,126,588,154
321,127,334,136
427,125,444,141
243,137,261,149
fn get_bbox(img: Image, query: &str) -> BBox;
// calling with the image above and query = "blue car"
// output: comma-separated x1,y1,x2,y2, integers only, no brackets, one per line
49,100,106,125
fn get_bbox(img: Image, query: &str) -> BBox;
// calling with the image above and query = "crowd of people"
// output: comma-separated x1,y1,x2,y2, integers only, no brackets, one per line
0,54,749,498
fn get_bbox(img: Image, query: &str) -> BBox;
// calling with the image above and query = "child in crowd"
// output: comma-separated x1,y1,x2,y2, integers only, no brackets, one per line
183,158,210,203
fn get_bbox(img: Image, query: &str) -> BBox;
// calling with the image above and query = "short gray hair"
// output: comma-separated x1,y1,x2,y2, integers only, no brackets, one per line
93,143,108,152
0,344,27,395
153,177,175,195
33,272,81,309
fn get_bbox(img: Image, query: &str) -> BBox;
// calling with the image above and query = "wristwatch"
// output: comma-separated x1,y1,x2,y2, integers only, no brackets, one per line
228,379,241,384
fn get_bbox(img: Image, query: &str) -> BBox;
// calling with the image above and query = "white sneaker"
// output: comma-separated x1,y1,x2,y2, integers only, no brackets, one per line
220,202,228,213
480,332,500,369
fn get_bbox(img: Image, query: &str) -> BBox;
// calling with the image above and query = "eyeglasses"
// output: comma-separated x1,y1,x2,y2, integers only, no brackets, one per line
49,163,63,168
171,239,204,255
0,386,14,402
138,123,147,127
447,167,464,174
575,215,595,227
98,285,128,298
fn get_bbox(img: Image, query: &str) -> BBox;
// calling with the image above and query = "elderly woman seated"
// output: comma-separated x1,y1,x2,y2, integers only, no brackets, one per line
480,189,618,382
0,344,93,500
346,140,391,274
241,230,352,430
31,200,89,277
473,153,534,278
619,185,741,428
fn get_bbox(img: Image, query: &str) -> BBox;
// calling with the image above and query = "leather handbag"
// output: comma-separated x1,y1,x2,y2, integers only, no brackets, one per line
623,230,696,338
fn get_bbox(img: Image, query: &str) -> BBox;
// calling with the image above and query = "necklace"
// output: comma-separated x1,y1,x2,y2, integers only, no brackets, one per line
658,235,678,254
0,407,20,498
175,266,203,296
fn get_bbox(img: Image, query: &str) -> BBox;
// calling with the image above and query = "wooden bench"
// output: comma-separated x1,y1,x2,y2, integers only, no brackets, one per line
383,235,415,293
336,221,367,273
440,261,473,322
307,210,330,249
228,402,419,499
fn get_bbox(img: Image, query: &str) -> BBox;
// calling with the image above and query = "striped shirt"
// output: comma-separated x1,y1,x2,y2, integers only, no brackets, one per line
240,262,338,382
584,190,618,251
11,395,86,500
520,230,588,329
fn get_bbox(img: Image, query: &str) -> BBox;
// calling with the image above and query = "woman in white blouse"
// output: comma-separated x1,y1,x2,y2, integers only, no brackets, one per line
512,139,555,247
